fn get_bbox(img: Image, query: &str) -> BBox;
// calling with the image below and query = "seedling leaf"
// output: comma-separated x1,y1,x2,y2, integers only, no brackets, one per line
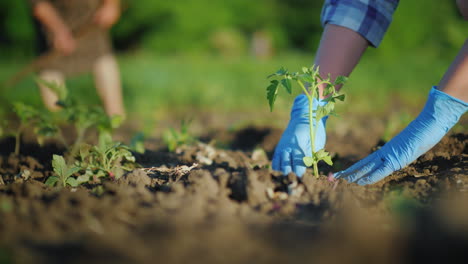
76,175,90,185
276,67,288,76
52,155,67,178
334,75,348,86
298,74,314,84
281,78,292,94
322,156,333,166
13,103,39,122
267,67,288,78
130,132,145,154
335,94,345,101
316,107,327,121
45,176,59,186
67,166,81,176
314,150,333,166
51,154,81,187
315,149,327,159
303,156,314,167
323,93,345,103
66,177,78,187
266,80,279,111
323,84,334,97
321,103,335,117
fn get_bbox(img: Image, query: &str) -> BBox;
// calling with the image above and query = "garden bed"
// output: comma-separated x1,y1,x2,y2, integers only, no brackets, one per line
0,126,467,264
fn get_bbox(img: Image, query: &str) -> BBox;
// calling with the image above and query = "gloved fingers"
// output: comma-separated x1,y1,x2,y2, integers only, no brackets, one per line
356,162,394,185
333,151,379,179
335,153,382,182
342,155,382,183
279,149,293,175
292,148,306,177
293,165,306,177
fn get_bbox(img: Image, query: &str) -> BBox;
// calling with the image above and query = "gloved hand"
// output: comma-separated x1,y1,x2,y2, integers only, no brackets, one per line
334,87,468,185
272,94,328,176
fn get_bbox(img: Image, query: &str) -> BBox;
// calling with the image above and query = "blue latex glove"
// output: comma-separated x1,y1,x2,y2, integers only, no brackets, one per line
272,94,328,176
334,87,468,185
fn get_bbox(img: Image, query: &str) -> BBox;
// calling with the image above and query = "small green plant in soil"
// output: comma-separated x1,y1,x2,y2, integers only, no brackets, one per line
9,79,121,158
10,79,138,187
130,132,146,154
45,155,81,187
74,133,136,182
36,78,123,158
12,102,64,155
266,65,346,178
163,119,196,152
45,134,137,187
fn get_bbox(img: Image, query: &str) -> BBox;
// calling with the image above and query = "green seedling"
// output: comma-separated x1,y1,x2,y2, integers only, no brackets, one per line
44,134,137,187
29,79,138,186
75,133,136,182
130,132,146,154
10,79,115,157
45,134,137,186
12,102,64,155
45,154,81,187
267,65,346,178
163,119,196,152
35,79,123,159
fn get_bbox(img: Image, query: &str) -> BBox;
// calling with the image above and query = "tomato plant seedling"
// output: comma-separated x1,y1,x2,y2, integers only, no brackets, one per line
12,102,64,155
75,133,137,182
163,119,196,152
267,65,347,178
25,79,139,186
36,78,123,159
45,154,81,187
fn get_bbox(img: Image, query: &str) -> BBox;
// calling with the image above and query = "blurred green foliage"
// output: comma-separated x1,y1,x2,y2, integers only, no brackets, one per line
0,0,35,57
113,0,285,54
0,0,467,133
380,0,467,62
1,0,465,57
0,246,12,264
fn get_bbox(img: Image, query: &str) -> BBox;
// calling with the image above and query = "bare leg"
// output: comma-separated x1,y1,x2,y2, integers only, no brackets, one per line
313,24,369,98
38,70,65,111
438,39,468,102
93,54,125,117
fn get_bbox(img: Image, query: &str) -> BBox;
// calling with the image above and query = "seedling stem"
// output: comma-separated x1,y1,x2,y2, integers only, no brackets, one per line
266,65,346,178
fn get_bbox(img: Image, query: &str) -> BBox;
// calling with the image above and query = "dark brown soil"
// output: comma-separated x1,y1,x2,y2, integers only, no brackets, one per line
0,127,467,264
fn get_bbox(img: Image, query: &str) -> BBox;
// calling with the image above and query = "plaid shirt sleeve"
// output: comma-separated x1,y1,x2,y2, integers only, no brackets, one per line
321,0,400,47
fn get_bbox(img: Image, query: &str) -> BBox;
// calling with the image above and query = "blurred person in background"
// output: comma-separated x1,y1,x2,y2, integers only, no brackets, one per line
30,0,125,117
273,0,468,184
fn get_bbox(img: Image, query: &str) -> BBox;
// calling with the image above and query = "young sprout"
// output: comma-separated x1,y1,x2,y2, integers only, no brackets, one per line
45,154,81,187
35,78,124,160
12,102,63,155
266,65,347,178
163,118,196,152
20,78,139,187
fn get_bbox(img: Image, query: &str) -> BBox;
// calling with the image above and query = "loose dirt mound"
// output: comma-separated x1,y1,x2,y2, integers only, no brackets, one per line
0,133,467,264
